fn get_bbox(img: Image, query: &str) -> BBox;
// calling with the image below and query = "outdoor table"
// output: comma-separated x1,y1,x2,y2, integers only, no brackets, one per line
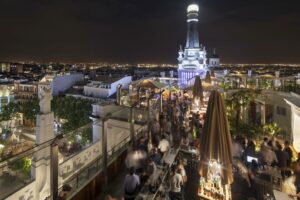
257,168,282,191
135,148,179,200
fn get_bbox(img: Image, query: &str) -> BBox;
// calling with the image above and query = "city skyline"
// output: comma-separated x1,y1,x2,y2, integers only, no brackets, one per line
0,0,299,64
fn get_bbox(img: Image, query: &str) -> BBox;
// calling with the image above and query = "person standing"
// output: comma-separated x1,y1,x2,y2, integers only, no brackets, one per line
260,145,278,166
275,143,289,178
124,167,140,200
178,161,187,184
158,135,170,153
169,167,184,200
284,141,293,167
293,162,300,200
284,140,293,176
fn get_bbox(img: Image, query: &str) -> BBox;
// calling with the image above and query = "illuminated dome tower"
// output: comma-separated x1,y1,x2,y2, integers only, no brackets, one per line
178,3,207,86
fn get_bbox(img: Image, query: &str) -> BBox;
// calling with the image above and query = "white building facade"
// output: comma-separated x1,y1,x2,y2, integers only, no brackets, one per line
84,76,132,98
40,73,83,96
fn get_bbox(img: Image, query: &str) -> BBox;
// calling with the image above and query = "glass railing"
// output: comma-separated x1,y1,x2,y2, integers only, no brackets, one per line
0,154,34,199
61,130,144,199
59,155,104,199
0,123,93,200
0,111,146,200
58,124,93,163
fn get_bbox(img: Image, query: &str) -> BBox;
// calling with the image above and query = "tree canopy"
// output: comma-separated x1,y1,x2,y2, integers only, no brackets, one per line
1,96,93,133
51,96,93,133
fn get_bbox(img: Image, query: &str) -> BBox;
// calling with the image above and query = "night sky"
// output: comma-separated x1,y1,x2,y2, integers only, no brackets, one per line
0,0,299,64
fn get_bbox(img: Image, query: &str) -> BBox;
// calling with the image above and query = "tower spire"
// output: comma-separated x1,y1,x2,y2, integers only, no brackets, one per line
185,4,200,48
178,3,207,86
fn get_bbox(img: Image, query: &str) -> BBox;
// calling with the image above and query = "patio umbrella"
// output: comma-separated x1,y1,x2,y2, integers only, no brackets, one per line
211,70,215,77
205,71,212,83
199,90,233,185
192,76,204,101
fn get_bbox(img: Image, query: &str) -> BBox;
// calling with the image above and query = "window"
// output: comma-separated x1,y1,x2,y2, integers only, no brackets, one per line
276,106,286,116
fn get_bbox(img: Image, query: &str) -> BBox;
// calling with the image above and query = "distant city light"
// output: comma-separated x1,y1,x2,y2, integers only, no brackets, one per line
187,4,199,13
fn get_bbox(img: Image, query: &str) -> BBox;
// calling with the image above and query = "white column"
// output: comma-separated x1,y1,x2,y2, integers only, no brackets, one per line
260,103,266,125
93,119,101,143
102,118,109,188
32,86,55,200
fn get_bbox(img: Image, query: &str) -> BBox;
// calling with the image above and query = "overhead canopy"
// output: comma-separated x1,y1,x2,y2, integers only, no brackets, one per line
132,79,166,89
225,73,244,78
199,90,233,185
256,74,276,79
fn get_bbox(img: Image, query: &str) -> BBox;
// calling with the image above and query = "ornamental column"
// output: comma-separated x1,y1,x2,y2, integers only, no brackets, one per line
31,84,55,200
101,114,111,189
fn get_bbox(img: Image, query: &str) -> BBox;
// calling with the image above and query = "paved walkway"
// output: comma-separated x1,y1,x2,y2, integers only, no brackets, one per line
96,165,127,200
95,162,257,200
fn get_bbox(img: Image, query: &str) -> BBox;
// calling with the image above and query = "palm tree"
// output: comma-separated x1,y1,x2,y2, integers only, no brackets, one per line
227,89,261,128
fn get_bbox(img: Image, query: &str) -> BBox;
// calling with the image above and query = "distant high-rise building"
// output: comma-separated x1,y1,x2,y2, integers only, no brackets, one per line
0,62,11,73
0,85,14,112
10,63,24,74
178,4,207,86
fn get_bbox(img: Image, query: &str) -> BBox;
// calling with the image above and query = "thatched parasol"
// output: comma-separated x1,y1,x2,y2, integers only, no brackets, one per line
205,71,212,83
192,76,204,101
211,70,215,77
132,79,165,89
199,90,233,185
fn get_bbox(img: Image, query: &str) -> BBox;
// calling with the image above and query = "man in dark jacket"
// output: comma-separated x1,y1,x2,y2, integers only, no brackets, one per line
275,142,289,178
284,141,293,166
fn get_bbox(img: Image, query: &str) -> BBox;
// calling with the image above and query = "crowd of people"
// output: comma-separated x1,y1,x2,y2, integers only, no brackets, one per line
121,91,203,200
91,90,300,200
233,135,293,174
232,134,300,199
108,90,300,199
